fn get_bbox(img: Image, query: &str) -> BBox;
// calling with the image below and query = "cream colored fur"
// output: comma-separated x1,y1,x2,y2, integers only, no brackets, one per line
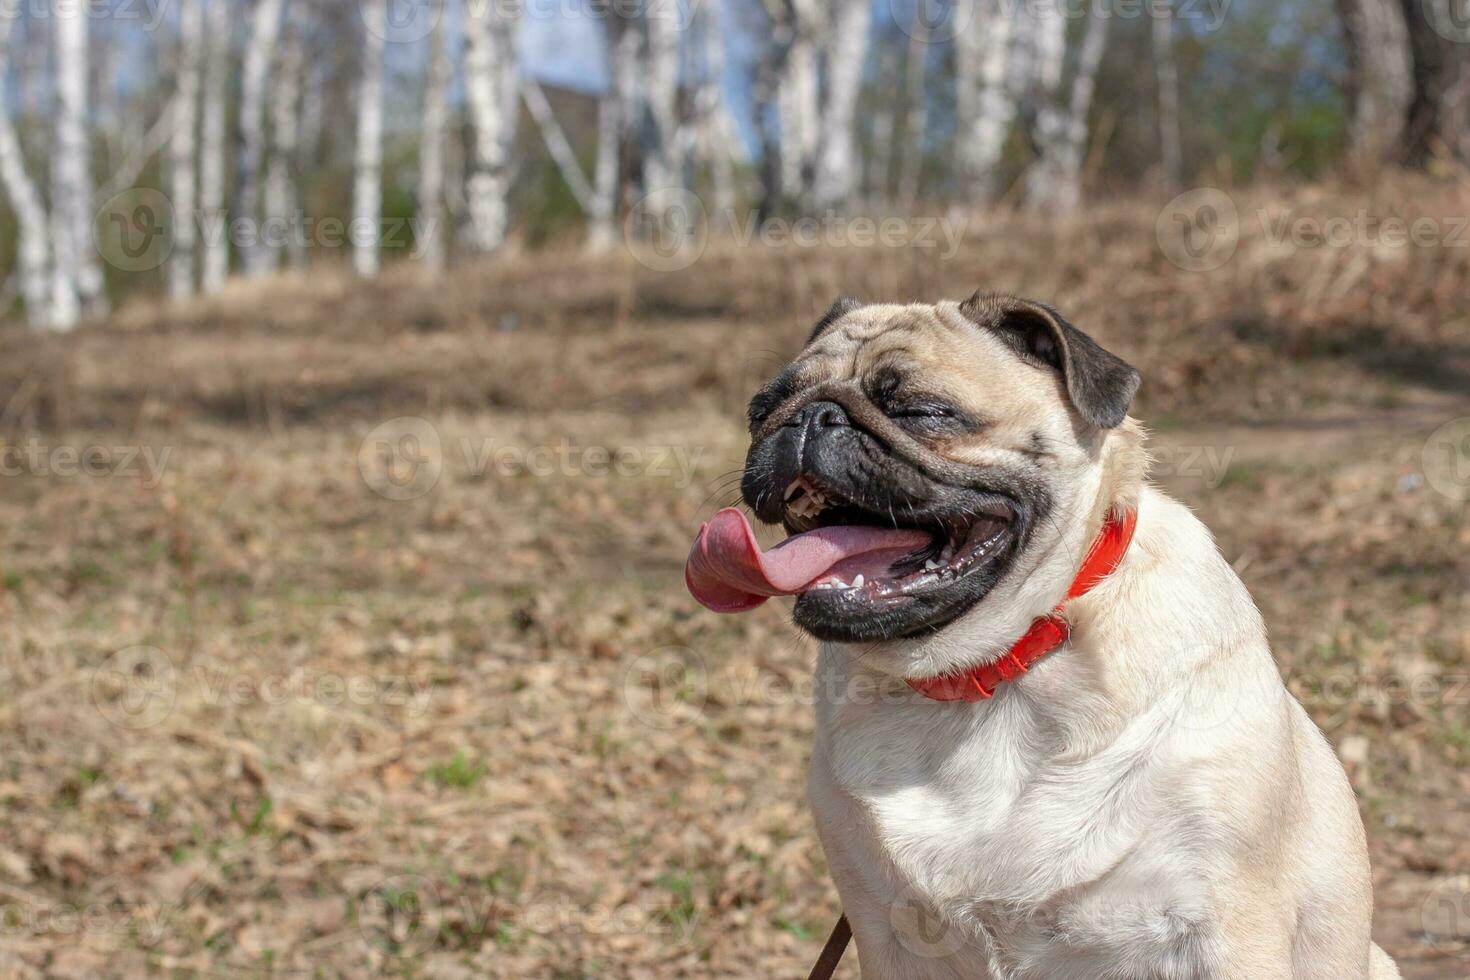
791,302,1398,979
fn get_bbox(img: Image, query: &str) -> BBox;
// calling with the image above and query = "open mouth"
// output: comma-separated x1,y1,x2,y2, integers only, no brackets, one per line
780,475,1014,603
686,469,1021,642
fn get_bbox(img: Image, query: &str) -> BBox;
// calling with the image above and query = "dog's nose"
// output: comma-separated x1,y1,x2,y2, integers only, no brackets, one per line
791,401,851,431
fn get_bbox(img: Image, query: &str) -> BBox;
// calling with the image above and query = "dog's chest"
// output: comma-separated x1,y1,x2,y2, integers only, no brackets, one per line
812,686,1218,978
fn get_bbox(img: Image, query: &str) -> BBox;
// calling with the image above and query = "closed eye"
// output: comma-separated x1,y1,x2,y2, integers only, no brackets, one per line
887,400,983,434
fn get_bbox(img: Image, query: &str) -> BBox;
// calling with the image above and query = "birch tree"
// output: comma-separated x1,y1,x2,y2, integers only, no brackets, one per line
813,0,871,210
462,0,521,253
418,11,450,269
200,0,232,292
1336,0,1413,161
266,9,305,270
353,0,386,278
697,4,737,219
169,0,204,300
588,15,634,250
642,2,685,196
0,13,52,328
776,5,819,209
896,4,931,209
235,0,286,278
1025,4,1110,215
1152,0,1183,189
50,2,89,328
1399,0,1470,165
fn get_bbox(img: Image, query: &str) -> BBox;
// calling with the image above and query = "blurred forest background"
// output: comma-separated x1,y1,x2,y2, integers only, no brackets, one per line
0,0,1468,323
1,2,1468,978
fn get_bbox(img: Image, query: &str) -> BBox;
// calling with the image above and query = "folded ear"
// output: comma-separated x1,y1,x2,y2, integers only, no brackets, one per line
806,296,864,345
960,292,1141,429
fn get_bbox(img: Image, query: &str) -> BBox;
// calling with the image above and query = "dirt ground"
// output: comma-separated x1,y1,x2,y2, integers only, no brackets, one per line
0,180,1467,977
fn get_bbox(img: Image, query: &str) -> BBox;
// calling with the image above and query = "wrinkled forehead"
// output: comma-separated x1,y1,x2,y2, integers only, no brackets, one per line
797,302,1064,418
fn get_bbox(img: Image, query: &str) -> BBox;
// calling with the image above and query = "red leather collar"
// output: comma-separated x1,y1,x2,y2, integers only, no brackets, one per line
905,507,1138,703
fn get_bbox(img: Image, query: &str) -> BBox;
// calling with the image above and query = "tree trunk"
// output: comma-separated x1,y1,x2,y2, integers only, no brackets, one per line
235,0,286,278
956,0,1019,203
50,2,89,329
200,0,232,293
419,12,450,270
353,0,386,278
1400,0,1470,165
266,7,304,271
1152,0,1184,189
867,44,899,204
0,12,52,328
1337,0,1414,161
463,0,520,253
1025,3,1110,215
169,0,204,301
696,3,736,220
589,17,631,251
896,3,931,208
524,78,594,211
778,28,818,209
814,0,871,211
642,2,684,197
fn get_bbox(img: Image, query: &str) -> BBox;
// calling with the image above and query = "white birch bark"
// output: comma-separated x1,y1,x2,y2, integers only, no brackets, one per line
235,0,286,278
1152,0,1183,189
462,0,521,253
49,1,88,329
956,0,1018,203
266,9,304,270
354,0,386,278
813,0,871,211
778,26,819,207
0,12,52,328
523,77,593,210
418,11,450,269
588,17,631,251
1025,4,1110,215
199,0,232,292
168,0,204,300
641,2,684,202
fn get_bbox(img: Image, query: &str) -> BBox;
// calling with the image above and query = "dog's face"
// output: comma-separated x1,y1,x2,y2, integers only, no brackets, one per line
740,293,1142,663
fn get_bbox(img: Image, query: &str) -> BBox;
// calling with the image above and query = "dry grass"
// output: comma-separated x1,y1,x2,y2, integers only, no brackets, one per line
0,178,1467,978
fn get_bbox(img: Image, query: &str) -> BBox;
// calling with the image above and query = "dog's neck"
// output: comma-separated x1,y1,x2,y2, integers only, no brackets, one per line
904,506,1138,702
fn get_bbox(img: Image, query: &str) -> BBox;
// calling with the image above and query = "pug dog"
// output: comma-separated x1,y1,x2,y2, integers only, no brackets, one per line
685,295,1399,979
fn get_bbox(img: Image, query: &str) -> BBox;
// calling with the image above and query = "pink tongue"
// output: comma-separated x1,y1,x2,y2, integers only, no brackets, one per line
684,508,934,613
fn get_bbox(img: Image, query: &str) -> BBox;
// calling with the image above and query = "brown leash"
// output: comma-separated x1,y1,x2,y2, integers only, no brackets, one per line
806,914,851,980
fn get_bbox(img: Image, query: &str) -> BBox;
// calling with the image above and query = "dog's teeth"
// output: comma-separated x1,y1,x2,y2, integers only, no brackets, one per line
852,574,865,588
784,479,802,501
924,559,940,571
